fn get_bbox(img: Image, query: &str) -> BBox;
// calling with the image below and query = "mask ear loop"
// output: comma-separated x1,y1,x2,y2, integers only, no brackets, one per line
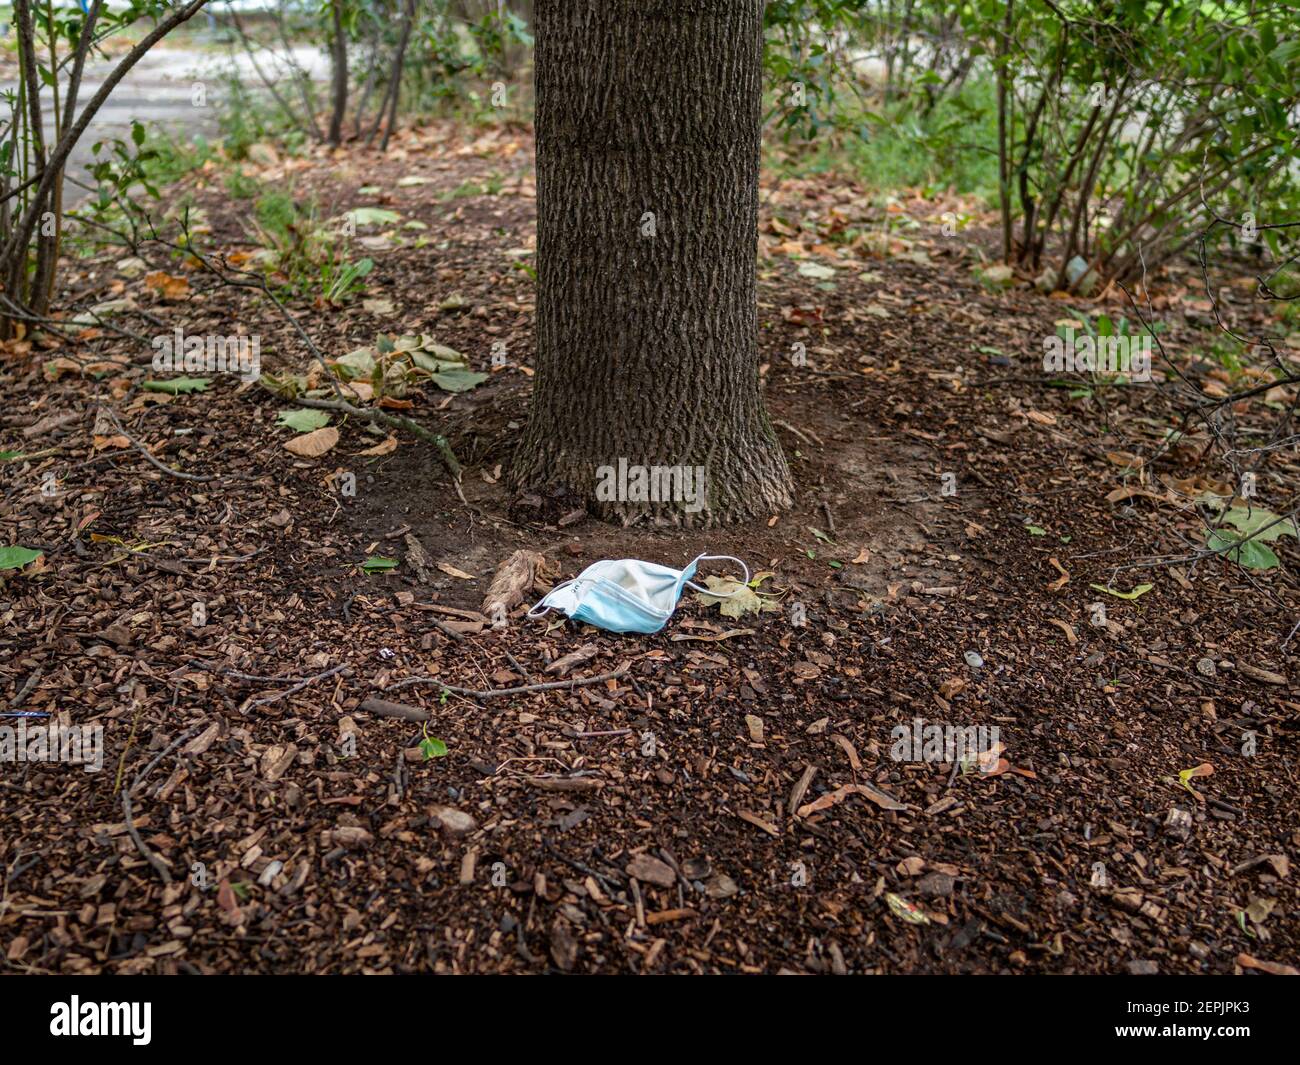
526,577,578,619
682,554,750,597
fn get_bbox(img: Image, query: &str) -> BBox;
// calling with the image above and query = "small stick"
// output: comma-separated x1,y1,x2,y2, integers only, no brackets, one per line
385,666,628,700
101,407,214,482
244,664,351,710
119,727,198,885
431,619,464,643
10,668,42,709
563,727,633,739
821,500,836,535
186,661,336,684
773,419,823,448
122,786,172,885
503,650,529,679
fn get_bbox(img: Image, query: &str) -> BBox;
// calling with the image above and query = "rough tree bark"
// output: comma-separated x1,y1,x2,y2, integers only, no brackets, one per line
513,0,793,526
327,0,349,146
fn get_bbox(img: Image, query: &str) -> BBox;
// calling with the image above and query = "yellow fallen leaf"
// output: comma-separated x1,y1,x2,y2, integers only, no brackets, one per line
1178,762,1213,794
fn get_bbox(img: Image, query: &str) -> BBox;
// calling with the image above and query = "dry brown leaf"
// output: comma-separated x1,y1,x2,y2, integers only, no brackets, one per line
736,809,780,836
436,561,476,580
1049,618,1078,645
283,426,340,457
1237,953,1299,976
357,434,398,456
797,781,906,817
830,733,862,771
1105,485,1164,505
143,270,190,300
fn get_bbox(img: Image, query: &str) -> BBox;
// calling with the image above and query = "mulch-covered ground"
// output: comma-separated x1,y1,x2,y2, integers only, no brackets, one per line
1,119,1296,974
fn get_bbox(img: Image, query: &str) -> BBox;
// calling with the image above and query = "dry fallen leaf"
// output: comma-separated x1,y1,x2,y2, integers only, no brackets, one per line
436,561,476,580
829,733,862,771
736,808,780,837
797,781,906,817
357,434,398,456
283,426,340,457
1048,618,1078,645
1236,953,1299,976
143,270,190,300
669,628,754,643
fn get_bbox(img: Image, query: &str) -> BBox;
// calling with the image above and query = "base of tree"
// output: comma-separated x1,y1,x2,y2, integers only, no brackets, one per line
511,419,794,528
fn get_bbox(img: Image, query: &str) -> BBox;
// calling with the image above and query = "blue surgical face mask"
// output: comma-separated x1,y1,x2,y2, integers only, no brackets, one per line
528,554,750,634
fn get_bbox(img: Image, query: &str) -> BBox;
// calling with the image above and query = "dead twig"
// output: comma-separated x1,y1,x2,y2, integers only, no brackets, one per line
385,666,629,701
100,406,214,483
120,726,199,885
244,664,351,710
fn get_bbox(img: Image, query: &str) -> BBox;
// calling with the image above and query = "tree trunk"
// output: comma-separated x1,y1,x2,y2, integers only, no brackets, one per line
514,0,792,526
327,0,348,146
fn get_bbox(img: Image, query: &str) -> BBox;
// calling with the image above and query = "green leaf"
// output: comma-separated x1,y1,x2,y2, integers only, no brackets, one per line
431,369,489,393
1220,505,1297,543
1088,583,1154,600
797,261,836,280
1207,530,1279,570
143,377,210,394
0,450,23,462
333,347,377,379
411,349,467,374
0,546,42,571
1025,525,1048,536
419,736,449,760
361,555,398,574
277,408,331,433
350,207,401,227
